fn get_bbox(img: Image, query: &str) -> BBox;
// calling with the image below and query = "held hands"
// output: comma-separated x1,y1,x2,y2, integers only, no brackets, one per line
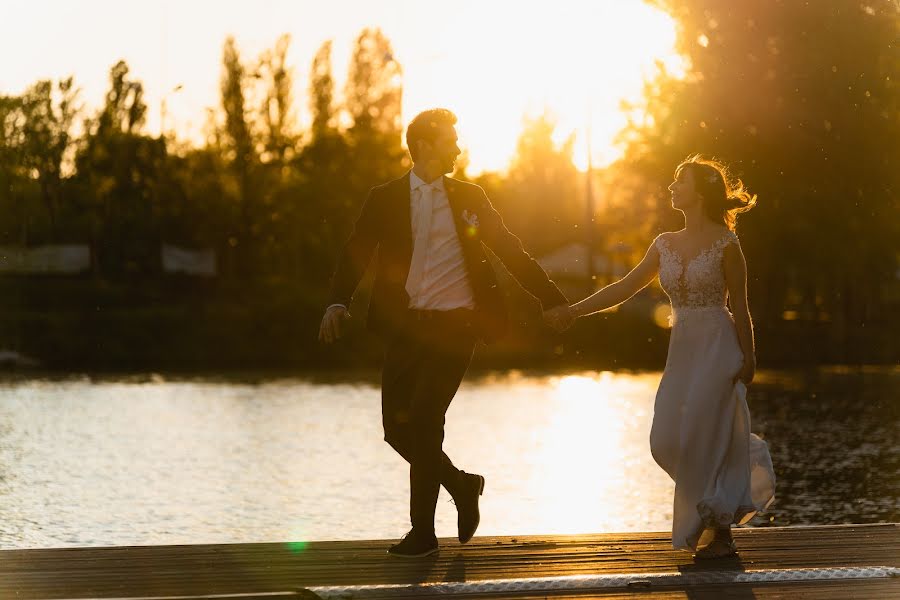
543,304,575,332
318,305,350,344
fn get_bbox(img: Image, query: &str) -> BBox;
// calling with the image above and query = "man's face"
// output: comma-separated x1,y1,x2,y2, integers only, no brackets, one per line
419,123,461,175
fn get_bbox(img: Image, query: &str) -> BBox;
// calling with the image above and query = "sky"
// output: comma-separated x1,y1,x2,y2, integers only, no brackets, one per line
4,0,685,173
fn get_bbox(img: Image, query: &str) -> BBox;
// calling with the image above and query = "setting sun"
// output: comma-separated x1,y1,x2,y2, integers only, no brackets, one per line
405,2,685,172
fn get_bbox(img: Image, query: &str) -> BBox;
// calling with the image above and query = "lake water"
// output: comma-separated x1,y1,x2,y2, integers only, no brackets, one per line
0,368,896,548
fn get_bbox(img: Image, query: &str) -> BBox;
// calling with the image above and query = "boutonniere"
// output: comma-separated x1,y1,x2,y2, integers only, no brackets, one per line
461,209,479,237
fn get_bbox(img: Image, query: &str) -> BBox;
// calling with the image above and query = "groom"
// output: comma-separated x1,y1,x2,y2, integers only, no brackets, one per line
319,108,571,557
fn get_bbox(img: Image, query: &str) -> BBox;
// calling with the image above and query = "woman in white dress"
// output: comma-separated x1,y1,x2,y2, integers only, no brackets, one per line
546,155,775,558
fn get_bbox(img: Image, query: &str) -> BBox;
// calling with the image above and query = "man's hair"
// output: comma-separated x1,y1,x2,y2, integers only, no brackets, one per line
406,108,457,161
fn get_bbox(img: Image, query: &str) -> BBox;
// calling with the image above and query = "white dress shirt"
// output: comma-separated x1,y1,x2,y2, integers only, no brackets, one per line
327,172,476,313
405,172,476,310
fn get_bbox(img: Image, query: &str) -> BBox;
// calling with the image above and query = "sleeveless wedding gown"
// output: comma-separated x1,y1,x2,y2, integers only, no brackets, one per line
651,230,776,550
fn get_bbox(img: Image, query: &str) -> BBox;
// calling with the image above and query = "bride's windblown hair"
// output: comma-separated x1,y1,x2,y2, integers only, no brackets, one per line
677,155,757,231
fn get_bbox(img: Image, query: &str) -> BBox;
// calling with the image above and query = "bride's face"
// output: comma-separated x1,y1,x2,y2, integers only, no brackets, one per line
668,167,700,211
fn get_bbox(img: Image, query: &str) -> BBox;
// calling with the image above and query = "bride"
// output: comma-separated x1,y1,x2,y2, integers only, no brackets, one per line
545,155,776,558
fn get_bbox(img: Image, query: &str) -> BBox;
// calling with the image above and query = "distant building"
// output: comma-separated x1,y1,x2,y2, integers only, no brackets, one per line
0,245,90,274
161,244,217,277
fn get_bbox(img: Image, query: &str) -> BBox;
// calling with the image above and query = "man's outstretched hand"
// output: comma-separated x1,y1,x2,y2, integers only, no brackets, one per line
543,304,574,332
319,305,350,344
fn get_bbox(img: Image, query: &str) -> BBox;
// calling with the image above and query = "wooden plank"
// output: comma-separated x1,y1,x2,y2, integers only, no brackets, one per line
0,524,896,599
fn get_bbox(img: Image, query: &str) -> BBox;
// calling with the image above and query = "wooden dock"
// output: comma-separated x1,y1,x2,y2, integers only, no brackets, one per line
0,524,897,599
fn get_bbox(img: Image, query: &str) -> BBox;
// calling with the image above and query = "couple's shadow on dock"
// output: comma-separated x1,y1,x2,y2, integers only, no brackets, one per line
383,548,757,599
374,549,467,589
677,554,757,599
391,549,466,584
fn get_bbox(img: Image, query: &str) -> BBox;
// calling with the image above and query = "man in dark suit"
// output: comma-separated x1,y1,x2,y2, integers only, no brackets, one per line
319,108,571,557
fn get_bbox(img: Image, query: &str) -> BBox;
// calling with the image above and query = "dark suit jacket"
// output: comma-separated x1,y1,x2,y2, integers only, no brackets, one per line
328,172,567,342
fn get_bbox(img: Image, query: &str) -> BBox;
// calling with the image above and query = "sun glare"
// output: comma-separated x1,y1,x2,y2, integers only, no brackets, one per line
401,1,685,172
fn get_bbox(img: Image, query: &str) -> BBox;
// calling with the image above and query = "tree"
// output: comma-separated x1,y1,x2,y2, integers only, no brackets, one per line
488,112,580,256
0,95,29,244
309,40,336,142
292,38,352,281
219,36,259,275
75,61,165,275
343,28,407,191
19,77,80,239
257,33,298,165
98,60,147,135
344,28,403,138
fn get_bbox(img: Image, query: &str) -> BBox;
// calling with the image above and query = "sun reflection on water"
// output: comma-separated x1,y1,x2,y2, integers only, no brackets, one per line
477,371,671,536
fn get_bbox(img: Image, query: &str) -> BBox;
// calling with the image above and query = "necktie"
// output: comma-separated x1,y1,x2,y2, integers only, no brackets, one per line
405,184,435,299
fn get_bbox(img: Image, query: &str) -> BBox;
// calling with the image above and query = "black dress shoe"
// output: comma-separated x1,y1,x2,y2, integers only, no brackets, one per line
454,471,485,544
387,529,439,558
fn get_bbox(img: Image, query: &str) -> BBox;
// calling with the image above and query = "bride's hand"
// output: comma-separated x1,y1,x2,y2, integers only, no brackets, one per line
733,359,756,385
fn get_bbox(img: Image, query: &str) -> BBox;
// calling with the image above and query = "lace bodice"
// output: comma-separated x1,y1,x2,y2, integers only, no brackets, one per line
656,231,739,309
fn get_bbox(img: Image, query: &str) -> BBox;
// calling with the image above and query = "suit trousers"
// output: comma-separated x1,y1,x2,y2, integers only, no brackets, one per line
381,309,477,534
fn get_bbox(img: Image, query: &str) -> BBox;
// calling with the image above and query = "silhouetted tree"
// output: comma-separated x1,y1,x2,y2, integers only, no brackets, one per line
157,146,231,249
292,39,351,282
345,28,403,138
220,36,260,275
309,40,336,142
257,33,298,166
75,61,165,275
19,78,80,240
0,95,28,243
343,28,407,190
484,112,580,256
